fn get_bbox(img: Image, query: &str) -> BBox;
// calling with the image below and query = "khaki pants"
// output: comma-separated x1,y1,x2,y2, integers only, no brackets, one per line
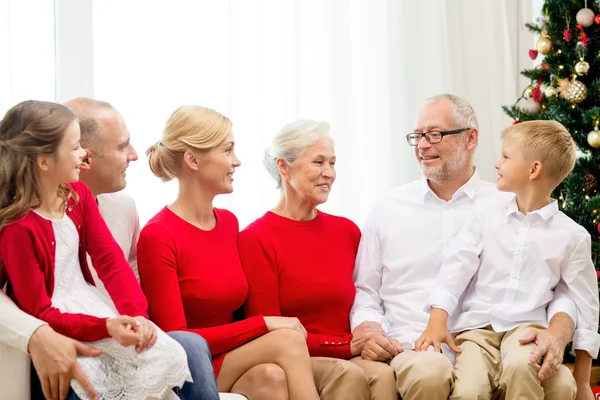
452,324,576,400
390,349,454,400
311,356,398,400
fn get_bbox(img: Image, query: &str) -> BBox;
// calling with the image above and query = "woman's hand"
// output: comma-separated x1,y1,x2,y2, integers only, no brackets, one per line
264,316,307,339
132,316,157,353
106,316,140,347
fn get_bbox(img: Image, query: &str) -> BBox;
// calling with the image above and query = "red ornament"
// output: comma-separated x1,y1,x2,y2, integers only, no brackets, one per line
512,120,521,125
592,384,600,397
576,24,589,47
529,49,538,60
596,270,600,280
564,29,572,42
531,77,543,102
540,63,551,70
595,14,600,24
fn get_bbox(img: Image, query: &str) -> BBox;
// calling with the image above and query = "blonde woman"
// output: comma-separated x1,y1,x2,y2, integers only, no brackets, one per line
138,105,320,400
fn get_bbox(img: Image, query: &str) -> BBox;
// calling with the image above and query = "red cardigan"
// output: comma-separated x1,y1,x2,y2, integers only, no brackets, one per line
238,211,361,359
137,207,268,376
0,181,148,341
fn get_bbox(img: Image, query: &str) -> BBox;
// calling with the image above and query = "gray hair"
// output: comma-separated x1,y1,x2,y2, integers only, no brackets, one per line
424,94,479,131
64,97,116,155
264,119,332,189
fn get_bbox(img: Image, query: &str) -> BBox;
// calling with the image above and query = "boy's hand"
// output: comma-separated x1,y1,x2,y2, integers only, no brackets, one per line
414,308,461,353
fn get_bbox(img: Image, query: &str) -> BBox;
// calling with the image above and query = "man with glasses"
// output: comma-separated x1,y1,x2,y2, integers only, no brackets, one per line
349,94,577,399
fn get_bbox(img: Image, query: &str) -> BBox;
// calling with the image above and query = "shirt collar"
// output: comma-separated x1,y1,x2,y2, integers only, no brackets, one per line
421,167,482,200
506,195,559,221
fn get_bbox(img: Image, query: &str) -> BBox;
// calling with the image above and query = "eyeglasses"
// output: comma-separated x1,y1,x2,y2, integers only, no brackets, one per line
405,128,470,146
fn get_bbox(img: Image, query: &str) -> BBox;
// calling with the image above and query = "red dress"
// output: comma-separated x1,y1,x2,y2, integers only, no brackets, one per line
138,207,268,376
238,211,361,359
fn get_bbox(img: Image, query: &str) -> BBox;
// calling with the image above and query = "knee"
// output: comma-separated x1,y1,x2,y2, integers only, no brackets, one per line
249,363,288,394
334,360,369,386
501,351,537,380
401,353,453,387
167,331,212,362
544,366,576,400
362,360,396,386
267,329,308,358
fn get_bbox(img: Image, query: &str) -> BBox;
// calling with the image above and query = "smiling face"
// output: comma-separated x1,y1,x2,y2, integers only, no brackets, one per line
281,138,336,206
85,108,139,194
194,129,241,195
495,137,532,193
44,120,87,184
413,100,473,183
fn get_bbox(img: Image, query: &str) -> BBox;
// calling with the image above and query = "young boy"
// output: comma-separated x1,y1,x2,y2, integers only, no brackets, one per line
415,120,600,400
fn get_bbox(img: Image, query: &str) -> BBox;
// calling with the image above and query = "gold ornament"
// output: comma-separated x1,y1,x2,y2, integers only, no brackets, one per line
588,128,600,148
558,77,587,103
523,85,534,99
544,85,558,98
536,33,554,55
575,60,590,76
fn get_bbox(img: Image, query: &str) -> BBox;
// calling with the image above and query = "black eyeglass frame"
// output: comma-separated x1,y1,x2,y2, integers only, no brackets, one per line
405,128,471,146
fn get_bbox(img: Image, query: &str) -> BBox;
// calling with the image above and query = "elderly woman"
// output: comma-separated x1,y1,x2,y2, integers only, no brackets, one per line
238,120,397,400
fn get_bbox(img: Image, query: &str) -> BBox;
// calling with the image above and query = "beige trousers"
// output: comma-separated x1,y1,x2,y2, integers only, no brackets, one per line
390,349,454,400
451,324,576,400
311,356,398,400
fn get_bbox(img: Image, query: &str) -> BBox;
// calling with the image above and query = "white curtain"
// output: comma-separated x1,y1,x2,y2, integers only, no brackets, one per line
0,0,55,113
90,0,529,228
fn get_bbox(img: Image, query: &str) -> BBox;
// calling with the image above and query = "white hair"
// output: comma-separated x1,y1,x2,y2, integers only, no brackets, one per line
424,94,479,130
264,119,332,189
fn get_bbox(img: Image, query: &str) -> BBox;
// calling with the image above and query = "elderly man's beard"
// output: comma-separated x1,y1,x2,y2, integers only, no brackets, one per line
421,145,469,183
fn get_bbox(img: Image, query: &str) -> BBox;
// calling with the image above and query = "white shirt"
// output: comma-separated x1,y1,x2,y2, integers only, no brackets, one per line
0,190,140,398
428,195,600,358
350,170,576,352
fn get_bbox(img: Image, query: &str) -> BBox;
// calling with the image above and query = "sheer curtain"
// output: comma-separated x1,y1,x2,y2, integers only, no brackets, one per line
0,0,55,113
90,0,529,228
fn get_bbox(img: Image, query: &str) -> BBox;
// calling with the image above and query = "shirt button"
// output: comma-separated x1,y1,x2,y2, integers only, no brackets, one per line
325,341,329,344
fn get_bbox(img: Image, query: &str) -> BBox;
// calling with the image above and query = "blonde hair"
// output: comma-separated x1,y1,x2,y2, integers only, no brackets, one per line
147,105,232,182
0,100,78,231
264,119,332,189
501,120,576,188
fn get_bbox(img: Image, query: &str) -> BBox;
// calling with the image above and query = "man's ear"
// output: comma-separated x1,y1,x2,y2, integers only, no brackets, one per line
80,148,92,171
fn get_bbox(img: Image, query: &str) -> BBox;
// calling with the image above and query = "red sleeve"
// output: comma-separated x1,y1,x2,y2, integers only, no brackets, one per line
78,183,148,318
0,223,109,341
138,222,268,356
238,228,352,359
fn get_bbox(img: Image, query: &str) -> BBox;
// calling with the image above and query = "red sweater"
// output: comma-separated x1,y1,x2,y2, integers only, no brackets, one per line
0,181,148,341
137,207,268,376
238,210,361,359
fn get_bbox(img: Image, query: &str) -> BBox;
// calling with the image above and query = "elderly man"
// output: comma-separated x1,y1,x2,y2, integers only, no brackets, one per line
350,94,577,400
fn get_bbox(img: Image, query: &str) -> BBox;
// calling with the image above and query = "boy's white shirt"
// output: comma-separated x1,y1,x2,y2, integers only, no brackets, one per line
428,195,600,358
0,190,140,399
350,169,579,361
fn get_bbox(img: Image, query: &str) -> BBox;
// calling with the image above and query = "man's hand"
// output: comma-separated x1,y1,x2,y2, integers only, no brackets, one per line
350,321,386,356
361,334,403,362
29,325,101,400
518,327,569,381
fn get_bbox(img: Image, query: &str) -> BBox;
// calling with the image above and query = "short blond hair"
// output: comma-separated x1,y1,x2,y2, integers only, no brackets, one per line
501,120,576,188
147,105,231,182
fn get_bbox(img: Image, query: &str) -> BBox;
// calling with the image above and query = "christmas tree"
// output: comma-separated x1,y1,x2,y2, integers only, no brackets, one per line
503,0,600,330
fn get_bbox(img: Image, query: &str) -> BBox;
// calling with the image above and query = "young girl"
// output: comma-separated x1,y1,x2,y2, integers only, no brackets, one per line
0,100,190,400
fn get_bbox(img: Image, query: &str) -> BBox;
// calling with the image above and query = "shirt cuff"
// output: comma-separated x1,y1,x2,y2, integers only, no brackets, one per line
427,287,458,317
547,298,578,327
573,328,600,359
